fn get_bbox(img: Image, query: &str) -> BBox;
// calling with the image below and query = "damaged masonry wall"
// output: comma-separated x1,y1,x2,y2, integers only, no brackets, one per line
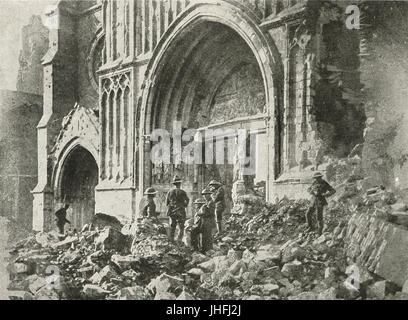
359,1,408,194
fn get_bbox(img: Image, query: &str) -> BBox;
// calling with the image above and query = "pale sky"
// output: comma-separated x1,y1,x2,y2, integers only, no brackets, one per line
0,0,55,91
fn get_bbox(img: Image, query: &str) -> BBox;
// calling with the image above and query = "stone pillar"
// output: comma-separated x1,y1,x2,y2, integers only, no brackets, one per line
32,2,78,231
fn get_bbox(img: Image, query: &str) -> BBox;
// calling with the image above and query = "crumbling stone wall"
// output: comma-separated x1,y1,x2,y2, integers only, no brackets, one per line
0,90,42,231
346,212,408,287
359,1,408,192
16,15,49,95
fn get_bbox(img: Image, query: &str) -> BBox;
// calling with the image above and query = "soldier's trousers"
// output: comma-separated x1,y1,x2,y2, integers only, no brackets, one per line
305,203,325,234
190,226,213,253
169,217,185,242
56,222,65,234
200,226,213,253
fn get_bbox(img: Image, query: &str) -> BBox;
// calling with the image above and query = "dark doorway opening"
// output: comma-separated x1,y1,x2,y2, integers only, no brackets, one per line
60,146,98,231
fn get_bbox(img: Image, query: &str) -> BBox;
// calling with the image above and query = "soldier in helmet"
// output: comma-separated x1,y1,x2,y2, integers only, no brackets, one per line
142,187,158,219
55,203,71,235
306,172,336,235
191,197,214,253
209,180,225,236
166,175,190,242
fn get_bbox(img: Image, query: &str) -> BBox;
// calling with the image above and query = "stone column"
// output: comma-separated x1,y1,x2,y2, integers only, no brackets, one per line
32,2,78,231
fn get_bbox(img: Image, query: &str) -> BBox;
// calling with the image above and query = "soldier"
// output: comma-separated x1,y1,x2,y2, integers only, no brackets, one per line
166,175,190,242
209,180,225,236
54,203,71,235
306,172,336,235
191,197,214,253
142,187,158,219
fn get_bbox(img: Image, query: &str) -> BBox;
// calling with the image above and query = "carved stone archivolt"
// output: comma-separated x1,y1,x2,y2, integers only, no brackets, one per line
87,30,105,92
50,103,100,170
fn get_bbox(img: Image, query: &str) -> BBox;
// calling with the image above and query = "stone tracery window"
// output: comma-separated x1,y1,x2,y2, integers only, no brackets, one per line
100,72,132,182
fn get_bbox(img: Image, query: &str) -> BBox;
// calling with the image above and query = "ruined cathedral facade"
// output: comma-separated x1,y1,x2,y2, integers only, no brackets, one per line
32,0,364,231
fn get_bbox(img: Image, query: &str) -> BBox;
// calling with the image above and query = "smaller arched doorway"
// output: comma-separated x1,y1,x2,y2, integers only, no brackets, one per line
59,146,98,230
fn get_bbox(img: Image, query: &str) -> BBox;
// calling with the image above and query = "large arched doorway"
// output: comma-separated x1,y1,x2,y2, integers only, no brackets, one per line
140,14,283,215
59,146,98,230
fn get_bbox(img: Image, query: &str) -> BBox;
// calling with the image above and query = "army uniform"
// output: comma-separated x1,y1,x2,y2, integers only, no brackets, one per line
166,176,190,242
55,205,71,234
191,197,214,253
209,180,225,235
142,187,158,218
306,172,336,234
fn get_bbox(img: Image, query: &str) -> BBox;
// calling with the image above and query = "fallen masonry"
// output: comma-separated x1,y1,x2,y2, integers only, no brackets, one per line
6,157,408,300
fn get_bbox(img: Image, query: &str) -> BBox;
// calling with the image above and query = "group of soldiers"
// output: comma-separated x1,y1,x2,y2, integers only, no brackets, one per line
142,175,225,253
55,171,336,250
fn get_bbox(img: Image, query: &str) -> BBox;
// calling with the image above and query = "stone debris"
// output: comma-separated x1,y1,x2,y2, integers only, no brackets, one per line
6,156,408,300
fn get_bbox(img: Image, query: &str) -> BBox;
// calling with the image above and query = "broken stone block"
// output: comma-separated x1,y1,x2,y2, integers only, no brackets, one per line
402,280,408,294
187,268,204,278
95,228,127,251
254,250,280,265
366,280,392,299
197,259,216,272
281,260,303,279
35,286,60,300
26,275,46,294
98,265,118,284
260,283,279,295
288,291,317,300
92,213,123,231
241,271,258,281
111,254,141,271
218,271,238,288
324,267,337,279
116,286,148,300
7,277,29,291
8,291,34,300
176,290,196,300
154,291,177,300
190,252,210,265
317,287,337,300
90,272,103,285
147,273,183,296
83,284,111,299
282,246,306,263
337,281,360,300
35,232,60,247
242,249,256,261
9,262,35,275
52,236,79,250
228,260,247,276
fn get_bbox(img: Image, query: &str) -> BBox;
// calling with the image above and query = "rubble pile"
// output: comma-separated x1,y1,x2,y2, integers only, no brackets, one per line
6,155,408,300
7,218,192,300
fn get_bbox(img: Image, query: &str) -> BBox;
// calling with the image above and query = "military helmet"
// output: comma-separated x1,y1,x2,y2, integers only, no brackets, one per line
201,187,212,195
144,187,158,195
208,180,221,186
194,198,207,205
312,172,323,179
172,175,182,184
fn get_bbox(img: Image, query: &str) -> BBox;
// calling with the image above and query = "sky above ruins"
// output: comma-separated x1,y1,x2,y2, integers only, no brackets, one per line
0,0,55,91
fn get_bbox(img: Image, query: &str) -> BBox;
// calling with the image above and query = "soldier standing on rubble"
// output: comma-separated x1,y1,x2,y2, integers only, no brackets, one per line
209,180,225,236
142,187,158,219
191,197,214,253
54,203,71,235
306,172,336,235
166,175,190,242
